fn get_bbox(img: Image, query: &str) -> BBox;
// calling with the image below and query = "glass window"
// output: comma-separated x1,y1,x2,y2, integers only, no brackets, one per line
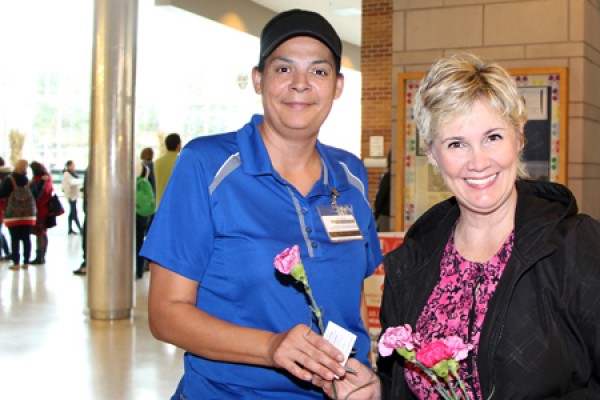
0,0,362,172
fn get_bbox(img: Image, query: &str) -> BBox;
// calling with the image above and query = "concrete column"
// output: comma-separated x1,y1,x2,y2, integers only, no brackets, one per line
88,0,138,320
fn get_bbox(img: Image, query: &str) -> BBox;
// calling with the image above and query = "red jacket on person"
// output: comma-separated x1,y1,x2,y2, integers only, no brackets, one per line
31,174,53,221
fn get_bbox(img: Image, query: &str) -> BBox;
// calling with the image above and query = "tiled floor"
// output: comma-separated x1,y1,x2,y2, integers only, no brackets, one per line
0,217,183,399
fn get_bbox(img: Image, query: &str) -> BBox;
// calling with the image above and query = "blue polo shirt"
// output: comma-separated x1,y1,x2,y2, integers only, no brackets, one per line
141,114,383,399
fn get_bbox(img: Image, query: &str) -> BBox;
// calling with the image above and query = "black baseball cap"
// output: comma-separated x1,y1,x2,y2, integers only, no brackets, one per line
258,9,342,72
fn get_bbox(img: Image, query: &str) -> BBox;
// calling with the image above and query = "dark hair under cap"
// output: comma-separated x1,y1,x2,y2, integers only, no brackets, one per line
258,9,342,73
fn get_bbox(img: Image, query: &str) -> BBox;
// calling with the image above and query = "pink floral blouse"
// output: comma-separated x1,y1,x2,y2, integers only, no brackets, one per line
405,227,514,399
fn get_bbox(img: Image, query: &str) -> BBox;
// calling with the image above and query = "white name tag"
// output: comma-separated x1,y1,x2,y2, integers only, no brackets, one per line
318,204,364,242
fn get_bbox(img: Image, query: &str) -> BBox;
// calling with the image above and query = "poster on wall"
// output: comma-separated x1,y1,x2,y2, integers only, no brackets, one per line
364,232,404,364
395,68,568,232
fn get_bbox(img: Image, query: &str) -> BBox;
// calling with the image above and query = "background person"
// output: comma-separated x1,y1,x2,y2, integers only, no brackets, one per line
72,167,88,276
61,160,83,235
153,133,181,210
140,147,157,256
141,9,382,399
0,157,11,260
0,159,36,270
29,161,53,264
316,53,600,399
140,147,156,194
373,150,391,232
135,161,154,279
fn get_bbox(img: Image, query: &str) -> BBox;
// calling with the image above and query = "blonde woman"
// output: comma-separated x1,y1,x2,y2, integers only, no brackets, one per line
316,53,600,399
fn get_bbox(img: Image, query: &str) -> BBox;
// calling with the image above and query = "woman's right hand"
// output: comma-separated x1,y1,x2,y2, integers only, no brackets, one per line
267,324,347,383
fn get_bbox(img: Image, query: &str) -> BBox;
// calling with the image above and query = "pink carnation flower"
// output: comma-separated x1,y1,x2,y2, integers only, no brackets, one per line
415,340,453,368
274,245,301,275
378,324,416,357
442,336,473,362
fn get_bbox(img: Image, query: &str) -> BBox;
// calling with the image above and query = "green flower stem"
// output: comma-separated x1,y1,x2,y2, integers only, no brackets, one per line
301,281,337,399
303,283,325,334
446,377,461,399
451,370,470,400
413,361,453,400
332,379,339,400
291,263,344,400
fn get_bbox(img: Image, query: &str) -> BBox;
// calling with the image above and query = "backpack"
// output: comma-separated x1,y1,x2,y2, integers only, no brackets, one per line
4,175,37,227
136,167,155,217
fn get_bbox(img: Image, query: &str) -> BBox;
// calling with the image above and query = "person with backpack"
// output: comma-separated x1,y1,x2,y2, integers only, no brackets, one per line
135,161,155,279
0,159,37,270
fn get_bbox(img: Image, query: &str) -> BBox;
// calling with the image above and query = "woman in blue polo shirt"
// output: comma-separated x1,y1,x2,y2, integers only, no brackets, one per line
141,9,382,400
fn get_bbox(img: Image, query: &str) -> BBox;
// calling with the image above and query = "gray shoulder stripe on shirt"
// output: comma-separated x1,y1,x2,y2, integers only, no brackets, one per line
209,152,241,195
339,161,369,205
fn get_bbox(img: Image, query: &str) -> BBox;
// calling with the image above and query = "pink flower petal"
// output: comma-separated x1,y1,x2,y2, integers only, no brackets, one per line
378,324,416,356
415,340,453,368
274,245,301,275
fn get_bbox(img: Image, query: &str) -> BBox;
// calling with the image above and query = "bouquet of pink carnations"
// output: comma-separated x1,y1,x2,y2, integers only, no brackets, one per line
379,324,474,400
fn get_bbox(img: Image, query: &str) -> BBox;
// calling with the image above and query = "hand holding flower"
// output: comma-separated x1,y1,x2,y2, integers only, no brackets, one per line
267,323,347,383
313,358,382,400
274,244,355,399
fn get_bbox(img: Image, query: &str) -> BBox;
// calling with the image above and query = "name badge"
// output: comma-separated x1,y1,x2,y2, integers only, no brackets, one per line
318,204,364,242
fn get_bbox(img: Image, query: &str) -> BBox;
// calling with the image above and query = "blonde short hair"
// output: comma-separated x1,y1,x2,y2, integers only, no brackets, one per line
414,53,529,178
14,159,29,174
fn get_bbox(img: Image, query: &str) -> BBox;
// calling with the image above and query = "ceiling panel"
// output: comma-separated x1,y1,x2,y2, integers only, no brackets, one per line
249,0,361,46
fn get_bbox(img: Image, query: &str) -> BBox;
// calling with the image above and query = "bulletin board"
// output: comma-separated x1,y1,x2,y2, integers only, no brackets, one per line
395,67,568,232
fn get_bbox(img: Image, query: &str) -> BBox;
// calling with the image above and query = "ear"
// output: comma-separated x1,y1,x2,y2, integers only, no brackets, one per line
426,146,439,168
518,121,526,151
334,73,344,100
252,67,262,95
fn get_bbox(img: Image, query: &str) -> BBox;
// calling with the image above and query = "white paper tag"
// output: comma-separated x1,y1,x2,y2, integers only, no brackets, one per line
323,321,357,368
318,204,364,242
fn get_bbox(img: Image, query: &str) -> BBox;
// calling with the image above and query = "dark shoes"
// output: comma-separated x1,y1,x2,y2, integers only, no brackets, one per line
68,230,78,235
73,264,86,276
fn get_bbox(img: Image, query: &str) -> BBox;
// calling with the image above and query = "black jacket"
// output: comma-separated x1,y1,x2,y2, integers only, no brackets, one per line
378,180,600,399
374,172,391,219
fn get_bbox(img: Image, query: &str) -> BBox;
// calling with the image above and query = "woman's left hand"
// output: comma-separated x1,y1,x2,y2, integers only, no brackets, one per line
312,358,381,400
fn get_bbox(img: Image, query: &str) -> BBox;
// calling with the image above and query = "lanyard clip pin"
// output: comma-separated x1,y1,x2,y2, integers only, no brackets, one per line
331,187,339,205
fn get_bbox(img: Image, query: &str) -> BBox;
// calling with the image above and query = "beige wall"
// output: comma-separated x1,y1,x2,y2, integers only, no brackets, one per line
392,0,600,219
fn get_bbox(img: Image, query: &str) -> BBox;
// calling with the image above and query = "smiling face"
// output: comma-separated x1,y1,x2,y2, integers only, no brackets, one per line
428,99,524,217
252,35,343,141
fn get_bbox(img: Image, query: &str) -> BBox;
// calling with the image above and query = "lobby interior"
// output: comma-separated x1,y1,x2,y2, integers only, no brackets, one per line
2,1,600,399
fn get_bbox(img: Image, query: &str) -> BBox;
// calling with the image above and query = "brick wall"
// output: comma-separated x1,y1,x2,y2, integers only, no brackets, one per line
362,0,394,207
